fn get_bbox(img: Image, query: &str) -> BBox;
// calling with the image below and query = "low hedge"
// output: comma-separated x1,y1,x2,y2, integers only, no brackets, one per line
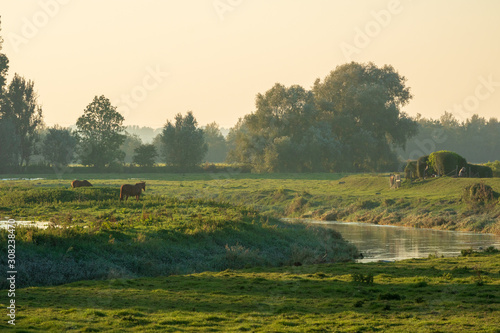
467,164,493,178
428,151,467,176
416,155,433,178
404,161,417,179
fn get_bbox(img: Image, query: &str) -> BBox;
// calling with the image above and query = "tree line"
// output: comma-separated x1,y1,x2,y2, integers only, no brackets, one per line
397,112,500,164
1,21,498,173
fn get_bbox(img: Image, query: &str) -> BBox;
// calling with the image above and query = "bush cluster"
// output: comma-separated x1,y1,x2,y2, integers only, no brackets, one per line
404,161,417,179
416,155,432,178
467,164,494,178
428,151,467,176
461,183,498,206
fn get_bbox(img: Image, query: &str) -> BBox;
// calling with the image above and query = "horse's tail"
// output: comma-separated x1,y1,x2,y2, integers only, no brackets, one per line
119,185,124,201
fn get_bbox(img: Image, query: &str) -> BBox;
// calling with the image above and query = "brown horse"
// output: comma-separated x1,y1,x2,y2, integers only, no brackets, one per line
120,182,146,201
71,180,93,188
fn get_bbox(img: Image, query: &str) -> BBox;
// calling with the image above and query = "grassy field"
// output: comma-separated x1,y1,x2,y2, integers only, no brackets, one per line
1,251,499,332
3,172,499,233
0,185,359,289
1,173,499,331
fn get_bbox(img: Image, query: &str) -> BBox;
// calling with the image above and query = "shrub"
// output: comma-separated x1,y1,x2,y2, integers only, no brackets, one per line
416,155,433,178
404,161,417,179
484,161,500,177
460,248,475,256
461,183,497,206
467,164,493,178
351,272,374,284
484,246,499,253
428,151,467,176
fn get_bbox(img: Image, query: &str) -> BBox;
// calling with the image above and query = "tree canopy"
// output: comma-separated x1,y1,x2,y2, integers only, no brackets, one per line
76,95,125,168
133,144,158,167
41,126,77,167
228,62,418,172
160,111,207,169
1,74,43,167
313,62,417,171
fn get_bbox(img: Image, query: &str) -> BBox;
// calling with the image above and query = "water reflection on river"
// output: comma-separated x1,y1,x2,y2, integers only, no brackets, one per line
305,220,500,263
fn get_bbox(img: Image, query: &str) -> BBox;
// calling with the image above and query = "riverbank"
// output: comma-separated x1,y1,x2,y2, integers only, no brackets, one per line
3,173,498,234
2,250,499,332
0,185,358,289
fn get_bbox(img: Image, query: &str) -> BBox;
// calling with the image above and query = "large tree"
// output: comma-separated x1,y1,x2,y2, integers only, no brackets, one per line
41,125,77,167
1,74,44,167
160,111,207,169
228,63,417,172
228,84,340,172
313,62,417,171
76,95,125,168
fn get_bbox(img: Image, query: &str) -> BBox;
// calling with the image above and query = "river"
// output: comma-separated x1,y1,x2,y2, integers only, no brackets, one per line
3,218,500,263
304,220,500,263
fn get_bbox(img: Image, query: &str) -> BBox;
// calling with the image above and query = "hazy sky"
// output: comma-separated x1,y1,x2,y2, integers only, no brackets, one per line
1,0,499,129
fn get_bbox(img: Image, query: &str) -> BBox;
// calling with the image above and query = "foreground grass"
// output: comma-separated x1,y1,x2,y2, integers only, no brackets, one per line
2,252,499,332
2,173,499,233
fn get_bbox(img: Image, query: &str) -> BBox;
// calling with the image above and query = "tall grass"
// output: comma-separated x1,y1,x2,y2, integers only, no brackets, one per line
0,186,359,288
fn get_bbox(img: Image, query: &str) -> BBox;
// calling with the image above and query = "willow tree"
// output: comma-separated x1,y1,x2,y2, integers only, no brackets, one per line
313,62,418,171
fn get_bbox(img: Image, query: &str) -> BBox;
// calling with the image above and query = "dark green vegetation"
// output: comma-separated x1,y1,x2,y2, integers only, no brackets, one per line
2,251,499,332
0,180,359,289
160,111,208,169
398,112,500,164
228,62,417,172
407,150,493,180
486,161,500,177
428,150,468,177
75,95,126,168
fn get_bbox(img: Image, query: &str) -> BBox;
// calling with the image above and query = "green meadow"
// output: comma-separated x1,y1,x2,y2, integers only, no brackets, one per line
1,173,499,331
3,172,499,233
1,252,499,332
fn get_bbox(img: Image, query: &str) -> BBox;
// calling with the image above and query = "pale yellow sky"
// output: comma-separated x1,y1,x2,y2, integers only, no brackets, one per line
1,0,499,128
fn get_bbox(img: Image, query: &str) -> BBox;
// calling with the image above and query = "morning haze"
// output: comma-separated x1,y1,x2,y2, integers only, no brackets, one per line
1,0,499,129
1,2,500,332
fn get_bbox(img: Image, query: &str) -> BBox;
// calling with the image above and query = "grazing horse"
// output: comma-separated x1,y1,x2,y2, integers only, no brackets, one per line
71,180,93,188
120,182,146,201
